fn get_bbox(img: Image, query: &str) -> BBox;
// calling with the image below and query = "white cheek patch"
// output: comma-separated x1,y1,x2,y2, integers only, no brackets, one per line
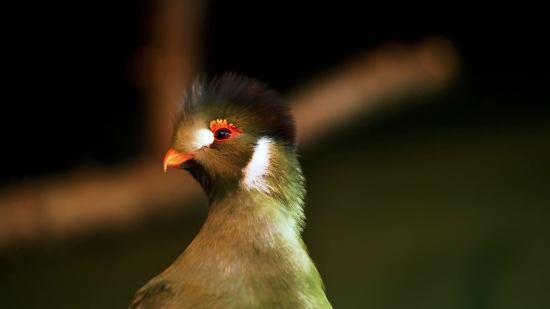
242,137,272,192
192,128,214,149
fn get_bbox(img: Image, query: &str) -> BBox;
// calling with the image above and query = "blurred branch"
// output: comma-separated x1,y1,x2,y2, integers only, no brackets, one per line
291,36,459,146
131,0,207,156
0,36,459,249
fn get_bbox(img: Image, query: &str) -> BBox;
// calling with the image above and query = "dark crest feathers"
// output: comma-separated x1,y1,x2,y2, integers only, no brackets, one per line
182,73,297,148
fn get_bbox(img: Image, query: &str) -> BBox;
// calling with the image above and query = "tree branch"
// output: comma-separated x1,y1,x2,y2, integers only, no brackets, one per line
0,36,459,249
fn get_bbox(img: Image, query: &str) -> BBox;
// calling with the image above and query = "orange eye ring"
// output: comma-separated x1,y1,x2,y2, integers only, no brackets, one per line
209,119,242,142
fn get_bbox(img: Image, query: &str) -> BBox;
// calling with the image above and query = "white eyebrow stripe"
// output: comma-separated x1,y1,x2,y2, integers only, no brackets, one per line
242,137,272,192
192,129,214,149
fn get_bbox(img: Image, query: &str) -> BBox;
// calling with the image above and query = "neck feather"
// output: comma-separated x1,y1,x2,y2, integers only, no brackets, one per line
199,139,307,253
166,143,329,307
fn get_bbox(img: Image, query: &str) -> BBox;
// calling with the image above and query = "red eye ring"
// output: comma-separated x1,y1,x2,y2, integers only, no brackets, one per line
210,119,242,142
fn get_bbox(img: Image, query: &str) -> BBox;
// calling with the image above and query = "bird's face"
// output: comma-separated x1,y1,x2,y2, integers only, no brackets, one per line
164,111,258,183
163,74,296,192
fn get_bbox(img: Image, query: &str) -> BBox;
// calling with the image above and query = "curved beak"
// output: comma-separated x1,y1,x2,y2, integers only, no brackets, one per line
163,148,195,172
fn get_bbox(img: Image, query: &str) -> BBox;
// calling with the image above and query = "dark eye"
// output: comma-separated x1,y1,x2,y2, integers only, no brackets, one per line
215,128,232,140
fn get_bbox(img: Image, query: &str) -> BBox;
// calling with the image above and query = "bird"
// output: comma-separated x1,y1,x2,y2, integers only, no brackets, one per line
128,73,332,309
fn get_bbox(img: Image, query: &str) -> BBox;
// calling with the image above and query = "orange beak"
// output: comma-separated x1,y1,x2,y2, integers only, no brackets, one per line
163,148,195,172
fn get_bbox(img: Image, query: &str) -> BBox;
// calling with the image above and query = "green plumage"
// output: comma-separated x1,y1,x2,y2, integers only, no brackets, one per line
129,73,332,309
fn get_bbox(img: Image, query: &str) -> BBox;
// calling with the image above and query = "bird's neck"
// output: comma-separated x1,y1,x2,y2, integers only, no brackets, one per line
177,147,309,271
192,191,308,268
165,149,329,307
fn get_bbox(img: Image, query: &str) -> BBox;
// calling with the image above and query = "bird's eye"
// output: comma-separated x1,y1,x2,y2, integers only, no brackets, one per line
210,118,242,142
215,128,232,140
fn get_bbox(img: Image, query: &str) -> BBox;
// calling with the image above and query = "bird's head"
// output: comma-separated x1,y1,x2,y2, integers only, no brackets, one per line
163,73,298,197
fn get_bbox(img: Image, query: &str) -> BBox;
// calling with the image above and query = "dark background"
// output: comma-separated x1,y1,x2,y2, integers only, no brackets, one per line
1,1,549,308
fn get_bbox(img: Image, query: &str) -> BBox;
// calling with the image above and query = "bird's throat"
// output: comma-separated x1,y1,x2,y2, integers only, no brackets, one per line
162,191,325,307
161,155,328,306
174,189,309,274
156,146,331,307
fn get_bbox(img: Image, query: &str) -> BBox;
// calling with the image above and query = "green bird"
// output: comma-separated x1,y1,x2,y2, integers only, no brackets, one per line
129,73,332,309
